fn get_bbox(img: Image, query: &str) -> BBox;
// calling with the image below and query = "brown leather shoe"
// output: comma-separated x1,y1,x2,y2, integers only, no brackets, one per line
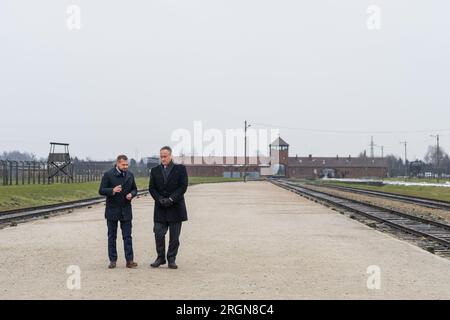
126,261,138,268
108,261,116,269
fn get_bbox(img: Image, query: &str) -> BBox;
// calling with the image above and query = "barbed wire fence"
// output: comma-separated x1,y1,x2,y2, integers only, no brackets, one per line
0,160,46,185
0,160,151,186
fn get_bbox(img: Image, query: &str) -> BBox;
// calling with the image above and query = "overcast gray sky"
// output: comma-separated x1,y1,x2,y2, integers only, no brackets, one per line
1,1,449,160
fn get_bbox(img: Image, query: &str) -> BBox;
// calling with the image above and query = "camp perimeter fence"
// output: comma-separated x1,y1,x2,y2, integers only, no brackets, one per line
0,160,147,186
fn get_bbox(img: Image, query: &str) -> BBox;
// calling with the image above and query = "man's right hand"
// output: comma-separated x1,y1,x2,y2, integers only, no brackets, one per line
112,185,122,195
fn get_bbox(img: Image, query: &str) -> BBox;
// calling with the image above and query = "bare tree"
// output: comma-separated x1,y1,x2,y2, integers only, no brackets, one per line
424,145,447,164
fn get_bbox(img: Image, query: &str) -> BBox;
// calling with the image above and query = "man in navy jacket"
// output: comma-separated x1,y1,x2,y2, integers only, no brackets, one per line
149,146,188,269
99,154,138,269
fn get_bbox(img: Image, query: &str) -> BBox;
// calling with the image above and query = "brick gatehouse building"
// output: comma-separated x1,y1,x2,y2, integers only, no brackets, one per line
173,137,388,179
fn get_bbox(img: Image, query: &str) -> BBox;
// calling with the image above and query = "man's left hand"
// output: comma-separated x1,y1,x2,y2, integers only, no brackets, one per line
126,193,133,200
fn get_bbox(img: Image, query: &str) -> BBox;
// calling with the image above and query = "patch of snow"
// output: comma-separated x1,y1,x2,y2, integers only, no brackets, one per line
323,178,450,188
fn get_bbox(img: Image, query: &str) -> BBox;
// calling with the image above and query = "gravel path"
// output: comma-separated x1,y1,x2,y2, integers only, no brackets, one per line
1,181,450,299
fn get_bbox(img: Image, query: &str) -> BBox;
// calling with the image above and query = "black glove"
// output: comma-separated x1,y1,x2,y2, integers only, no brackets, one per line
159,198,173,207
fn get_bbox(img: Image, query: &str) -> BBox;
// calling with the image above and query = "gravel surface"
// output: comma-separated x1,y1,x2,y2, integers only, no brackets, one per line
1,181,450,299
306,184,450,224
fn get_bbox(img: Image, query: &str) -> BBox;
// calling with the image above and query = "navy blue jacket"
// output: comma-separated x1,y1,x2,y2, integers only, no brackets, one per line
99,167,138,221
149,163,188,222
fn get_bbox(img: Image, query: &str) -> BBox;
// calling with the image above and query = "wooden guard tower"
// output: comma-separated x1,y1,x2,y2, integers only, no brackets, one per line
47,142,74,182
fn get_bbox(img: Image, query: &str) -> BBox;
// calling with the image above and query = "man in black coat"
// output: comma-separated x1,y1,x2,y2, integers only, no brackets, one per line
149,146,188,269
99,154,138,269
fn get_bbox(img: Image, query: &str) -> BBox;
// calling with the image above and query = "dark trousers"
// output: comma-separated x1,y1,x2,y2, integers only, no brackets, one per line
154,221,182,263
107,219,134,262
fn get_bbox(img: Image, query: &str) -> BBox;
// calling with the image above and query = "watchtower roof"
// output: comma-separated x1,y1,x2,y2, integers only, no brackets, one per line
270,137,289,147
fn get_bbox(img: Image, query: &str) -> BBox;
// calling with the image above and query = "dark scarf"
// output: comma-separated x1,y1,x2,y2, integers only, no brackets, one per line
162,160,174,183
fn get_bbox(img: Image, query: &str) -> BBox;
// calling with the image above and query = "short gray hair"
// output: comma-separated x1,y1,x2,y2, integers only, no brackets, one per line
160,146,172,154
116,154,128,161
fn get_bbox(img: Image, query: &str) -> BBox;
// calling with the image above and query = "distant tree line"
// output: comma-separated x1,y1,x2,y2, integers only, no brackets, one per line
360,145,450,178
72,157,158,176
0,151,45,162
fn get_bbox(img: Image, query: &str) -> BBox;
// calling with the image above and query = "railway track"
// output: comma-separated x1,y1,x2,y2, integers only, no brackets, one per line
309,183,450,210
0,190,149,225
271,179,450,257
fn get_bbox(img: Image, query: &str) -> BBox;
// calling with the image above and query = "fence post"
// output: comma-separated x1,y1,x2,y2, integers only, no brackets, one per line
41,162,44,184
4,160,7,186
8,161,12,185
0,161,5,185
15,161,19,185
32,162,36,184
40,162,43,184
27,162,31,184
37,162,41,184
44,162,47,184
21,161,25,185
3,161,7,185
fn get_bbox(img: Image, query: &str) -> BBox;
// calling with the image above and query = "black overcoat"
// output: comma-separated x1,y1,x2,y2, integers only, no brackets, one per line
99,167,138,221
149,163,188,222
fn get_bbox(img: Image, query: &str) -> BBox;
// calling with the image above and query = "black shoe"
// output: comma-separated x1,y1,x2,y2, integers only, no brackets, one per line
150,258,167,268
108,261,116,269
168,262,178,269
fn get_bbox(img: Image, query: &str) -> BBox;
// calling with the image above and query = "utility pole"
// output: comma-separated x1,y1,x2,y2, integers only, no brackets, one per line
431,134,440,182
400,141,408,179
380,146,384,158
244,120,251,183
370,136,375,158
